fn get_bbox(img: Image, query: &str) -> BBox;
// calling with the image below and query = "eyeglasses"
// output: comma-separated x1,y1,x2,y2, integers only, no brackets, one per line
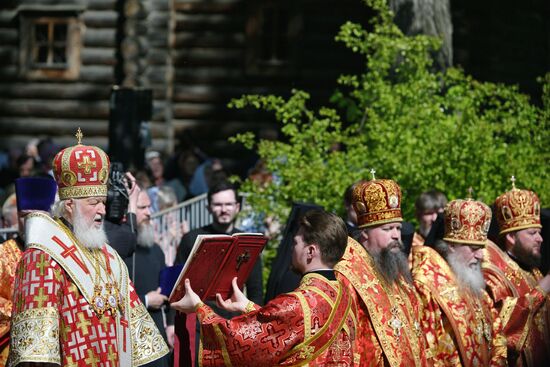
210,202,237,209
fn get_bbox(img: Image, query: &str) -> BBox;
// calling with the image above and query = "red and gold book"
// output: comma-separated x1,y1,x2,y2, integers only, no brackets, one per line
168,233,267,303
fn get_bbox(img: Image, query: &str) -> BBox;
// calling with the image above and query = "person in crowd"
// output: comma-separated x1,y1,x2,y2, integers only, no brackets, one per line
238,159,279,240
0,177,57,366
334,172,430,366
174,180,263,366
146,151,186,207
482,177,550,366
342,181,362,240
15,154,34,178
171,209,358,366
412,197,507,366
8,129,168,366
163,149,201,201
1,194,17,240
36,137,59,177
412,190,447,247
127,188,175,367
188,158,227,197
155,186,188,266
176,180,263,306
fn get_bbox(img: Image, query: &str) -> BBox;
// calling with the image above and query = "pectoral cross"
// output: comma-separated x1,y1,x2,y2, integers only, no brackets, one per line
388,306,403,340
236,251,250,271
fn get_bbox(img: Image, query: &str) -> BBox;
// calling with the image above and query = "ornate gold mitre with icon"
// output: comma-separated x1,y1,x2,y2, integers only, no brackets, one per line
352,170,402,228
443,198,492,246
52,128,110,200
494,176,541,235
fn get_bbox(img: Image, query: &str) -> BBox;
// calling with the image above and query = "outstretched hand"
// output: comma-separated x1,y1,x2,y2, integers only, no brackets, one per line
170,279,202,314
215,277,251,313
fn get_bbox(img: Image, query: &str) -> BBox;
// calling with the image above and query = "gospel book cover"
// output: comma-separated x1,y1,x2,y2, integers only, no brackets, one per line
168,233,267,303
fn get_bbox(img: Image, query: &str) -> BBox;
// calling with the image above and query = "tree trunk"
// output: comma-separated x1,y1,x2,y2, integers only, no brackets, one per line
389,0,453,69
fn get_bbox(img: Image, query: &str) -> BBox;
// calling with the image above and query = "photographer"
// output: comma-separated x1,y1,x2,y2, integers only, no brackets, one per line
104,162,140,260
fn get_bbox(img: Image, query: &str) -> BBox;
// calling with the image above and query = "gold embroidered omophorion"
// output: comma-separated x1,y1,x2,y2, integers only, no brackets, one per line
8,212,168,367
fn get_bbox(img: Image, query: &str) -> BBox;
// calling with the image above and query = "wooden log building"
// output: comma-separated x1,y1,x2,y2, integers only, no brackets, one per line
0,0,369,173
0,0,548,174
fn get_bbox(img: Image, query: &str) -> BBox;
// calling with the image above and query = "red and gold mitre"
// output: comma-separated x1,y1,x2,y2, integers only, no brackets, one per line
52,128,110,200
494,177,541,235
443,198,491,246
352,171,402,228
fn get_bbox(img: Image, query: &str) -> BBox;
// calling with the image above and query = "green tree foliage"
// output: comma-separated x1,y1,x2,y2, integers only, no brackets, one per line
229,0,550,273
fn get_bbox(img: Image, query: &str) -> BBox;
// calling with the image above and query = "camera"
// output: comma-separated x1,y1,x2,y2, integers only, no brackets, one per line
106,162,130,223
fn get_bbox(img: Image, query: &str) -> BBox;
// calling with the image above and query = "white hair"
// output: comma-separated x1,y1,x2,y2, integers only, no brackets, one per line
73,201,107,249
137,222,155,248
50,200,64,218
435,240,486,296
51,199,107,249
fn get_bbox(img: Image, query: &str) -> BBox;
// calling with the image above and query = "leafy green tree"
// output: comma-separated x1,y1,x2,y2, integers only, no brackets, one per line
230,0,550,275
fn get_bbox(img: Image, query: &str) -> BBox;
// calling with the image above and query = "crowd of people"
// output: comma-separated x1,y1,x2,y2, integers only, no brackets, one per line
0,128,549,367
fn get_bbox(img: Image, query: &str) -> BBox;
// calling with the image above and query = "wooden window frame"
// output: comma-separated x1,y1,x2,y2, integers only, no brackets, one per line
19,12,82,80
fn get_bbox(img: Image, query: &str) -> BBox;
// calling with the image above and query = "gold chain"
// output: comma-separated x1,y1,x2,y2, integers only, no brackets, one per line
467,291,492,349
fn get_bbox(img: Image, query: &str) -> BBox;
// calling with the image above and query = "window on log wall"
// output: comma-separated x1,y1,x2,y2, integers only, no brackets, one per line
19,13,82,80
246,0,301,76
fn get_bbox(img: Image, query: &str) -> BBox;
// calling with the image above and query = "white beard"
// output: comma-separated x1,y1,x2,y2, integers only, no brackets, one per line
137,222,155,248
447,251,486,296
73,204,107,249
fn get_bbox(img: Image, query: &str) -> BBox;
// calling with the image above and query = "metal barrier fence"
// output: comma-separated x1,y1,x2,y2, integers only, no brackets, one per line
151,193,211,265
1,195,212,266
0,227,18,241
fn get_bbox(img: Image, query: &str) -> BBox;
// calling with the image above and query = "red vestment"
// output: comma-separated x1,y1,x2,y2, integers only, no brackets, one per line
335,238,430,367
195,272,358,366
482,241,550,367
412,245,507,367
0,239,23,367
7,213,168,367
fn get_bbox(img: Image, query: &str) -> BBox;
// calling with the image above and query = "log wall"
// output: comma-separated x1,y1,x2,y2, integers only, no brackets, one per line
0,0,118,150
170,0,368,174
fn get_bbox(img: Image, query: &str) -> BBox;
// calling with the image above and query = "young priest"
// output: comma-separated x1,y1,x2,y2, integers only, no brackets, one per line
171,209,358,366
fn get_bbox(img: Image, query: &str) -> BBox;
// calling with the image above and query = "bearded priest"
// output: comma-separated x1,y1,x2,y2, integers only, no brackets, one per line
8,129,168,367
171,209,358,366
483,179,550,367
412,196,507,366
334,173,430,367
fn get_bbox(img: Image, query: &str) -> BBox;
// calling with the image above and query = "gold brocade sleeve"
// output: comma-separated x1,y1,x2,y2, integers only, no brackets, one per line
0,239,22,328
483,293,507,367
8,307,60,366
130,294,170,366
485,272,546,354
414,280,461,367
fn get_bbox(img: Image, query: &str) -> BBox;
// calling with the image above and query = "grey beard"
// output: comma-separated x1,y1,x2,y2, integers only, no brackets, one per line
73,211,107,249
447,252,486,296
370,241,412,284
137,223,156,248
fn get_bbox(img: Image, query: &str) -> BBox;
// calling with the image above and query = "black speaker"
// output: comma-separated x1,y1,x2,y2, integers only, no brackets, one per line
108,86,152,171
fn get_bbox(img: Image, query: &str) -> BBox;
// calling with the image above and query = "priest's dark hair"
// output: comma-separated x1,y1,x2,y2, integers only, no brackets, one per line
207,180,238,205
299,209,348,267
